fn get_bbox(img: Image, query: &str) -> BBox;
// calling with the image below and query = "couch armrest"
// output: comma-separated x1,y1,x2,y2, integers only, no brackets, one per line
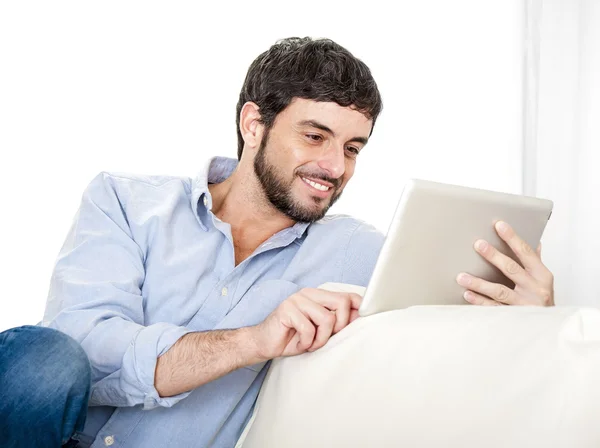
238,290,600,447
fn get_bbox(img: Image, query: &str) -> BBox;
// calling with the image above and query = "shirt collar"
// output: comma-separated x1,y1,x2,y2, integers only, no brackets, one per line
191,157,237,231
190,156,310,238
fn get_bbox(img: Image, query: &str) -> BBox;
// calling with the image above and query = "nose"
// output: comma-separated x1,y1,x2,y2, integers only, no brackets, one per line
316,143,346,180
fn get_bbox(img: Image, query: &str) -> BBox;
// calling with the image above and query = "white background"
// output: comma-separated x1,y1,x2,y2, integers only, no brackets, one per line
524,0,600,307
0,1,524,331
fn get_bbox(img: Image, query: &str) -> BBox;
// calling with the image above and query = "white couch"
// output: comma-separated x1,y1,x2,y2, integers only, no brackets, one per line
236,283,600,448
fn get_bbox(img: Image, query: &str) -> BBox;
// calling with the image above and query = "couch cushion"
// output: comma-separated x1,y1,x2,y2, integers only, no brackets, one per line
237,284,600,447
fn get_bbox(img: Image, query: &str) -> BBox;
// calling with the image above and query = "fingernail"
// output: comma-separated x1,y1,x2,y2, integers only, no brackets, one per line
475,240,488,252
496,221,509,234
456,273,471,286
464,291,474,302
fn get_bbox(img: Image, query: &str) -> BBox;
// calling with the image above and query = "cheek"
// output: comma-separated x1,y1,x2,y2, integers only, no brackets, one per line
339,173,353,190
265,139,306,171
289,142,315,164
343,161,356,181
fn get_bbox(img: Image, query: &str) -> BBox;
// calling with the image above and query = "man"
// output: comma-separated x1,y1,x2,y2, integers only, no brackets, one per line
0,37,555,448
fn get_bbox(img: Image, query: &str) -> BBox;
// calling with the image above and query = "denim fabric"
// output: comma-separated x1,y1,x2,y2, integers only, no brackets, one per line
0,326,91,448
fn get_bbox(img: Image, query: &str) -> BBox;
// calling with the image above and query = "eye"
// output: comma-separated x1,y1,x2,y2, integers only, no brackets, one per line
345,146,360,156
306,134,323,142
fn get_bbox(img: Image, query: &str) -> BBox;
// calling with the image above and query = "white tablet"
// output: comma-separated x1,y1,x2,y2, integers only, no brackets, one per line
358,179,553,316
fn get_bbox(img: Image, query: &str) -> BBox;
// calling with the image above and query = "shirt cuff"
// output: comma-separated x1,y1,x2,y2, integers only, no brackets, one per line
120,322,194,409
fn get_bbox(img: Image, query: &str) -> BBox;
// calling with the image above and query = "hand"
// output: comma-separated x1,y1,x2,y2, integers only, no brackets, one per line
456,221,555,306
251,288,363,360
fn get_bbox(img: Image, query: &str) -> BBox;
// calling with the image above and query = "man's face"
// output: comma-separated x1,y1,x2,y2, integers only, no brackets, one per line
253,98,372,223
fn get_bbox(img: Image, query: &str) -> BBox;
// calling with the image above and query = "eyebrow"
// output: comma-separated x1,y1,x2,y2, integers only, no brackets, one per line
298,119,369,145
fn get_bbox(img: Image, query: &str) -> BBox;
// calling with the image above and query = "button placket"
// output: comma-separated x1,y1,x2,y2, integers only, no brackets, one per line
218,267,247,312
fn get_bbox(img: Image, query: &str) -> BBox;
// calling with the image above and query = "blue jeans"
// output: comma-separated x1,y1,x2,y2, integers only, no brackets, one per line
0,325,91,448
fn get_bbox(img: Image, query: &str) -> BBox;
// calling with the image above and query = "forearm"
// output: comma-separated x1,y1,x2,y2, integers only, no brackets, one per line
154,327,263,398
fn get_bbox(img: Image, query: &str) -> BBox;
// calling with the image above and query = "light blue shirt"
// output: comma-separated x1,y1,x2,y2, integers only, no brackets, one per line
42,157,384,448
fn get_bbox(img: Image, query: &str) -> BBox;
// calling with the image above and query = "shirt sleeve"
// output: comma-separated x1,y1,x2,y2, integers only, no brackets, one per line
341,221,385,287
42,172,193,410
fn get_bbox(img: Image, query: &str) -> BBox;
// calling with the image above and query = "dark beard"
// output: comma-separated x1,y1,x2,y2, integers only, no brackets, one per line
253,135,343,223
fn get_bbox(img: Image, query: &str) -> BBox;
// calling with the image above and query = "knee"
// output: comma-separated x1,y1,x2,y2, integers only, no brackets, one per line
1,326,91,403
43,326,91,392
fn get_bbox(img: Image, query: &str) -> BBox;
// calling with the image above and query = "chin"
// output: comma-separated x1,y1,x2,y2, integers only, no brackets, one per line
303,202,332,220
283,199,328,223
298,192,330,208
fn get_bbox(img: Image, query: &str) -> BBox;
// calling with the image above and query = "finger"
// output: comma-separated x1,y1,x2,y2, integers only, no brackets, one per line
463,290,503,306
313,292,351,333
456,273,520,305
293,295,336,351
330,306,350,334
536,242,542,257
473,238,537,290
302,289,361,333
307,288,363,310
284,305,316,352
494,221,546,275
330,292,362,332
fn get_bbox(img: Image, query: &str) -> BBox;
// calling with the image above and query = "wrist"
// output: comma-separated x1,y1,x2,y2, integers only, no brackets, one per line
238,326,269,365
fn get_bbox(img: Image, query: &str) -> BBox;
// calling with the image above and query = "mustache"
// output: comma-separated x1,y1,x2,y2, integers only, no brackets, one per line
295,170,342,189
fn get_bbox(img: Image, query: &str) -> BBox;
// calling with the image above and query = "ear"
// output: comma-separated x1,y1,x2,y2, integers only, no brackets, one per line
239,102,264,151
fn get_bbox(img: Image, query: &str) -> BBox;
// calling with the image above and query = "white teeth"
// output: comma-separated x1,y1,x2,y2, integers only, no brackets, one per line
302,177,330,191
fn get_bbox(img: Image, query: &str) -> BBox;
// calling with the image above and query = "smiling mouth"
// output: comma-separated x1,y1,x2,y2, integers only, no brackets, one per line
301,177,332,192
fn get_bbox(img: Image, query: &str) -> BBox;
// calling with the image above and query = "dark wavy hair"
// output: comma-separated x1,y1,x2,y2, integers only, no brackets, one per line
235,37,383,160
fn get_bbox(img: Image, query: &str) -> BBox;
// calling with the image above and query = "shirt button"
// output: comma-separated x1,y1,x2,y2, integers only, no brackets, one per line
203,195,208,207
104,435,115,446
221,287,228,296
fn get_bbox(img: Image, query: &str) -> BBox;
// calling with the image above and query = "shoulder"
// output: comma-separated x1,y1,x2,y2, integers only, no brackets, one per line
78,172,195,226
304,214,385,287
82,171,193,207
308,214,384,248
87,171,192,192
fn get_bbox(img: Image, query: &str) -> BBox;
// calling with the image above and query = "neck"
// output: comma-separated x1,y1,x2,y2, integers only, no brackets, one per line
208,165,296,254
